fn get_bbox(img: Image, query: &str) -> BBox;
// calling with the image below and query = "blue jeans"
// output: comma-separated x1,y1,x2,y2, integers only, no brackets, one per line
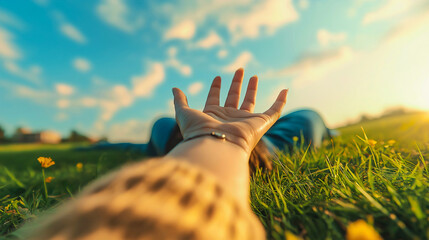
88,109,334,156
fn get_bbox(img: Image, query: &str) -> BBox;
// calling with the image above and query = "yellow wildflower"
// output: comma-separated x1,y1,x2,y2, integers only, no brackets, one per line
346,219,382,240
37,157,55,168
292,136,299,142
387,140,396,146
286,231,301,240
76,162,83,171
368,139,377,147
45,176,55,183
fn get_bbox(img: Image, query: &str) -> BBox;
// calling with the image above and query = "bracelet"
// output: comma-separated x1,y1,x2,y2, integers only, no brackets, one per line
183,131,227,142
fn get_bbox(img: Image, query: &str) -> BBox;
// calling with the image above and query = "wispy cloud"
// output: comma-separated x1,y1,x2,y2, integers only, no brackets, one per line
132,62,165,97
217,49,228,59
188,82,203,95
56,99,70,109
55,83,75,96
165,47,192,76
3,61,42,84
0,27,20,59
382,4,429,45
0,81,54,104
164,20,196,40
195,31,222,48
223,0,299,41
222,51,253,73
96,0,144,33
106,119,150,143
0,8,25,29
265,46,354,88
317,29,347,47
363,0,427,25
72,57,92,72
89,62,165,124
161,0,298,43
60,22,86,43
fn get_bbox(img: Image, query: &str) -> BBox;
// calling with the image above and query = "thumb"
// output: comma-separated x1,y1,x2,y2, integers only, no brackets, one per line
172,88,189,112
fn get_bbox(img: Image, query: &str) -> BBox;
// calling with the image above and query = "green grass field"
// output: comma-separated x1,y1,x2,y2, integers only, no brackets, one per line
1,112,428,239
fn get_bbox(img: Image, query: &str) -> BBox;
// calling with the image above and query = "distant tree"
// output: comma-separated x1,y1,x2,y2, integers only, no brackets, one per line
67,130,91,142
359,114,372,122
0,125,4,142
97,136,108,143
381,107,408,117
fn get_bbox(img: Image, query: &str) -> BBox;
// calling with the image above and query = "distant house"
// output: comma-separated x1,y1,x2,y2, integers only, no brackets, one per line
13,128,62,144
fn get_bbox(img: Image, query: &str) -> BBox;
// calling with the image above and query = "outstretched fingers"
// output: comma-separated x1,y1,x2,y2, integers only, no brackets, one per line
172,88,189,112
263,89,288,121
240,75,258,112
204,76,221,110
224,68,244,108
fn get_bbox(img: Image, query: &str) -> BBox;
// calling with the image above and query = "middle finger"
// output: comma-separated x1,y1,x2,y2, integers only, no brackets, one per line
224,68,244,108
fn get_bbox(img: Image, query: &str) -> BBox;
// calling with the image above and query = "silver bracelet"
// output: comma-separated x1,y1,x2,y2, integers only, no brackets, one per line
183,131,226,142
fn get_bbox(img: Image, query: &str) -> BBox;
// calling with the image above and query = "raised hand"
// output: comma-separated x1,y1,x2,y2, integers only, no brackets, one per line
173,68,288,154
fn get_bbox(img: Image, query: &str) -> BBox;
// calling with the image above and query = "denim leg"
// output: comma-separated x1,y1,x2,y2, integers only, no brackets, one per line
146,117,178,156
263,109,332,152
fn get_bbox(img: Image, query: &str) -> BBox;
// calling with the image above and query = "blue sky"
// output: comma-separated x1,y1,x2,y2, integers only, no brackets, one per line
0,0,428,142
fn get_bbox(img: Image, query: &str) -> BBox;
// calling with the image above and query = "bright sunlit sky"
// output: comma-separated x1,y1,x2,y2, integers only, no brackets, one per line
0,0,428,142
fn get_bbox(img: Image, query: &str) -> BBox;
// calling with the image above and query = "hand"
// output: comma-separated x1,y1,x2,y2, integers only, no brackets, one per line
173,68,288,154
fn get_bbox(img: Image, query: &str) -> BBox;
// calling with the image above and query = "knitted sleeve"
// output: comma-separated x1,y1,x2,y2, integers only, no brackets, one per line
27,159,265,240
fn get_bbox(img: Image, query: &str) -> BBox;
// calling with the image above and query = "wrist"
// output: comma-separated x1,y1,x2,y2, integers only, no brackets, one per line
166,135,251,205
182,127,252,154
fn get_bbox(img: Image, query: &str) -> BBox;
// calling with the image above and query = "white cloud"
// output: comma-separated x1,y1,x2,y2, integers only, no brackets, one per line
218,49,228,59
97,84,134,122
222,51,253,72
3,61,42,84
0,27,20,59
1,81,54,104
72,62,166,128
164,20,196,40
107,119,150,143
165,47,192,76
196,31,222,48
73,57,92,72
60,22,86,43
224,0,298,41
132,62,165,97
160,0,298,42
298,0,309,9
57,99,70,109
55,83,75,96
96,0,144,33
382,5,429,45
111,84,133,107
188,82,203,95
80,97,98,107
317,29,347,47
363,0,426,25
265,46,354,88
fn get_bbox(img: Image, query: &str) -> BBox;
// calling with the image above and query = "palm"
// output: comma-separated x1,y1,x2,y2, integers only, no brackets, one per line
173,69,288,153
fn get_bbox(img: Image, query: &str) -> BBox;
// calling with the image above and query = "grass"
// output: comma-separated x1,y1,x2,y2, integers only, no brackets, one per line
1,112,428,239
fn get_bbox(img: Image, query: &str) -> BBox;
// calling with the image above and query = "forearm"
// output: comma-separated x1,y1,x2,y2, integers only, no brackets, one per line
166,136,251,207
